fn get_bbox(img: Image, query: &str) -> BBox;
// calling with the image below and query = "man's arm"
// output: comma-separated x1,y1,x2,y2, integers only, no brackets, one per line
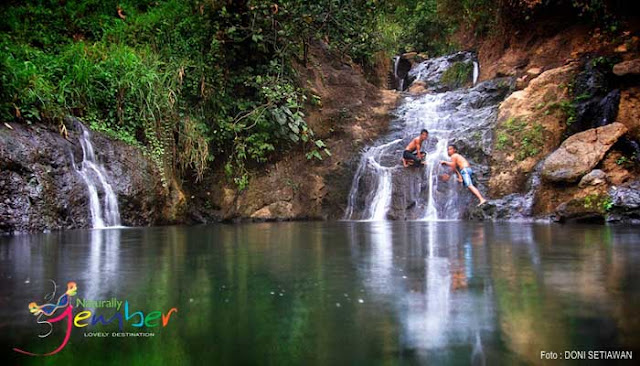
415,138,422,159
440,160,455,167
454,169,463,183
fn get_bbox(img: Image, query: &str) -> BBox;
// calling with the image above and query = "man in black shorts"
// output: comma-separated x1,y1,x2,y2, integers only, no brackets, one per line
402,129,428,167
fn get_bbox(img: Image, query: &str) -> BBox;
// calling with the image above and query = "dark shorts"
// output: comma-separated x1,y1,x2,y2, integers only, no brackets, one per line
403,150,424,165
460,167,475,188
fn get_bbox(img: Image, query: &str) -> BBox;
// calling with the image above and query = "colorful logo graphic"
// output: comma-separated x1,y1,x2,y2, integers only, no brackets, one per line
13,280,178,356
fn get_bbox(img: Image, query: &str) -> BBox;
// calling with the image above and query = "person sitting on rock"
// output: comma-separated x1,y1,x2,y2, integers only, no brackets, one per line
440,144,487,206
402,129,428,167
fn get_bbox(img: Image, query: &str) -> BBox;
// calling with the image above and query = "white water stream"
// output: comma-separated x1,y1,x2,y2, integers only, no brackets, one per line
75,126,121,228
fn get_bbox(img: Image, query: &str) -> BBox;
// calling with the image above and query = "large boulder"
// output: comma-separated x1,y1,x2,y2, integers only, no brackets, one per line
541,123,628,183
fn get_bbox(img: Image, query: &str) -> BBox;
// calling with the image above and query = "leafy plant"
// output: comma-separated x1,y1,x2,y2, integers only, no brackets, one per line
583,193,613,213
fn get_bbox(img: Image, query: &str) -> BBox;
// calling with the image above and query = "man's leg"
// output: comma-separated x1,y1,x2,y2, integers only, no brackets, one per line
467,185,486,204
403,151,421,166
462,169,487,204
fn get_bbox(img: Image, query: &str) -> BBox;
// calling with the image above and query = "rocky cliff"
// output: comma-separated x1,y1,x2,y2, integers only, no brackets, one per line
466,22,640,223
0,119,185,233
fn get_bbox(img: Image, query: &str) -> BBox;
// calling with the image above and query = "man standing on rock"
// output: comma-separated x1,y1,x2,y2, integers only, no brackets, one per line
402,129,429,167
440,144,487,206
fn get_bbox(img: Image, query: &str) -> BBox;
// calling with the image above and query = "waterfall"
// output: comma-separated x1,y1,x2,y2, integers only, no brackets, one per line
75,126,121,228
473,61,479,86
345,52,511,221
393,55,404,91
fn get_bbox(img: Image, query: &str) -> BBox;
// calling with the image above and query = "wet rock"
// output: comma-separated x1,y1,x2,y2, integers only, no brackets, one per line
608,181,640,222
468,194,533,221
578,169,607,188
541,123,628,183
392,56,412,91
554,199,606,223
613,58,640,76
407,51,476,92
565,59,620,136
387,167,427,220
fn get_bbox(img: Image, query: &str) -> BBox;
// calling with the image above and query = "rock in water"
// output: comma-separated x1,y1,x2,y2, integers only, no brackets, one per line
578,169,607,188
541,123,628,183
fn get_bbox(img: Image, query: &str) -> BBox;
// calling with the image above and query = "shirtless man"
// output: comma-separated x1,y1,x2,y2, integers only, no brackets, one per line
402,129,428,167
440,144,487,205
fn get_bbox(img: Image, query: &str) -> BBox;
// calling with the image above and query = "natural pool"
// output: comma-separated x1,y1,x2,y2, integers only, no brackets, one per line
1,222,638,365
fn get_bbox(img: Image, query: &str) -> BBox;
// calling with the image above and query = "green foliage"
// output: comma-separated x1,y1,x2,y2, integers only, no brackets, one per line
583,193,613,213
616,154,637,167
380,0,457,55
440,61,473,89
546,99,578,126
1,0,386,187
495,133,511,150
494,117,545,161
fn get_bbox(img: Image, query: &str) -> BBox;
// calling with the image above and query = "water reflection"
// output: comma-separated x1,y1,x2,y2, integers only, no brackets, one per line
0,222,639,365
85,229,121,301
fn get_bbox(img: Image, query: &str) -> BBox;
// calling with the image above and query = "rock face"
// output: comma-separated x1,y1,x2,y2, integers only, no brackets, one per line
617,87,640,140
541,123,628,183
489,62,580,197
613,58,640,76
0,122,185,233
565,60,621,136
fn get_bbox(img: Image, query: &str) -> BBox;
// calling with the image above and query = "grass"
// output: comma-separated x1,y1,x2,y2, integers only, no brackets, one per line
494,117,546,161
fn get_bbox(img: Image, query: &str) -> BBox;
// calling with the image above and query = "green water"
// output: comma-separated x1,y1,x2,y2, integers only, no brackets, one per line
1,222,638,365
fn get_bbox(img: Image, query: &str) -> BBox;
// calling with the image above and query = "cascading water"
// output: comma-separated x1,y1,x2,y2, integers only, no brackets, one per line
473,61,479,86
345,53,513,221
74,125,121,228
393,56,403,91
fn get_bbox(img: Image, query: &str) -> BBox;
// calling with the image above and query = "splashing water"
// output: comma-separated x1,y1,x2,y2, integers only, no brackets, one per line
75,126,121,228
